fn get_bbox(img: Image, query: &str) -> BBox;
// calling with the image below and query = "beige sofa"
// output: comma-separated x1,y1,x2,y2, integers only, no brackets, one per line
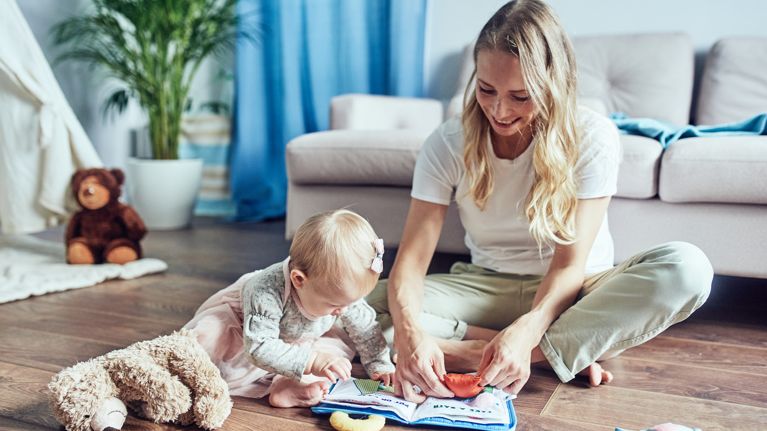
286,34,767,279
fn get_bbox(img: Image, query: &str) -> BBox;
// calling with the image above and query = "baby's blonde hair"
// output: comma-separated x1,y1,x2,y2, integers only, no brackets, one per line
289,209,380,288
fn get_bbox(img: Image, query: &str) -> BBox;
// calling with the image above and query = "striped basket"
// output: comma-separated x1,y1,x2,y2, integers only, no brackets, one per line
179,114,235,217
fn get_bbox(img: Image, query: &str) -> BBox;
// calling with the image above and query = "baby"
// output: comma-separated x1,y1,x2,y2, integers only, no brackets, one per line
184,209,395,407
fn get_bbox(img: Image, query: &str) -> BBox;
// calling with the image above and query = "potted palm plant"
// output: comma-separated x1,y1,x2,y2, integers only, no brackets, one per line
53,0,242,229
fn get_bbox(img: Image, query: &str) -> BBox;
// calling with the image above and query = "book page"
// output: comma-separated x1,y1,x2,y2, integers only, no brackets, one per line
412,388,511,425
321,379,417,421
320,379,512,426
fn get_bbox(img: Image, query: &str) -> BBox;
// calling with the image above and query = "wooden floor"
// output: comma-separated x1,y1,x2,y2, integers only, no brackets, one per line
1,218,766,431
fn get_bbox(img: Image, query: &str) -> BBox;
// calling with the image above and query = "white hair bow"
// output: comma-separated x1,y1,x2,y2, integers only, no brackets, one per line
370,238,384,274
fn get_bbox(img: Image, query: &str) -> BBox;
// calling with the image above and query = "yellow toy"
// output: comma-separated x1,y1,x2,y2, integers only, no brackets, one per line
329,411,386,431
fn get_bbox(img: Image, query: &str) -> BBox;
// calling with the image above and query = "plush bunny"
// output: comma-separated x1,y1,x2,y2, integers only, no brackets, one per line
48,330,232,431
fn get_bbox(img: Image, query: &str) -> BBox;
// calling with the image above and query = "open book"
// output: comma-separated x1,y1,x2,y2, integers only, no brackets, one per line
312,378,517,431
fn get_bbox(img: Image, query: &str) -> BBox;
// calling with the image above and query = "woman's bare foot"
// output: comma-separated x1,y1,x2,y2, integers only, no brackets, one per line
578,362,614,387
437,339,487,373
268,378,329,408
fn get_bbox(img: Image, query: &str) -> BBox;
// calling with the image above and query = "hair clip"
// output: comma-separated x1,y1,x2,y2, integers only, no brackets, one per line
370,238,384,274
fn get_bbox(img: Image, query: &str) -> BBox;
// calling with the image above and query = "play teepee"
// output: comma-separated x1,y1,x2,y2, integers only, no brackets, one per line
0,0,102,234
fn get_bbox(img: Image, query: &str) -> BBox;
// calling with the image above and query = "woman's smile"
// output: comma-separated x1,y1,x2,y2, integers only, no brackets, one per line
491,116,519,129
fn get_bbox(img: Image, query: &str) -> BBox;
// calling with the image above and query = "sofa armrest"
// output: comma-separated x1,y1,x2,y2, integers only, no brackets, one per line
286,129,426,187
330,94,443,133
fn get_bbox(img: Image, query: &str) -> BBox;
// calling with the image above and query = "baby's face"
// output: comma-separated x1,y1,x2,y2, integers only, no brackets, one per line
296,272,378,318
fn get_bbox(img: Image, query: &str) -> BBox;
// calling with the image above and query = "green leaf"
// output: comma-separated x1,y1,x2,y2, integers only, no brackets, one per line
51,0,259,160
102,88,131,120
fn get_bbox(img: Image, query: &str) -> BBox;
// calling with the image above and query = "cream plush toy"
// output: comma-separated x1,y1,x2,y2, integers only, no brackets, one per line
48,330,232,431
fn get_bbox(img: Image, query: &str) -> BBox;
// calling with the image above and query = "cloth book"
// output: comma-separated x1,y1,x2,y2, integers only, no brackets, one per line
312,378,517,431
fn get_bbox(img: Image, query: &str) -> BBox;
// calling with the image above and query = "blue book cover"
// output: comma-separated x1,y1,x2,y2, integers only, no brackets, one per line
312,378,517,431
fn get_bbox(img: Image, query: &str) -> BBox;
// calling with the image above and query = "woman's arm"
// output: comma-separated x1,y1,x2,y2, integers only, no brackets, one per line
388,198,455,401
388,198,446,334
478,196,611,393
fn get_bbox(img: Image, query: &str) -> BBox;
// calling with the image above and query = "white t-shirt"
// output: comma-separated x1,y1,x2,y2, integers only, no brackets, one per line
411,106,621,276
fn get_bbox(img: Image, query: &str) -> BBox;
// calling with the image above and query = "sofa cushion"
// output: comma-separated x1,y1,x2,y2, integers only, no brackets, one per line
696,37,767,126
574,33,694,126
616,135,662,199
659,136,767,204
289,129,663,198
286,129,424,186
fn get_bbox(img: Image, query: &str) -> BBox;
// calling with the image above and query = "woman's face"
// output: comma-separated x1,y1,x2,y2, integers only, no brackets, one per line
475,49,537,141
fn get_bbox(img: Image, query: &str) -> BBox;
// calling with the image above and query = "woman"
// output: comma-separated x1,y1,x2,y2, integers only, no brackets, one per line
367,0,712,403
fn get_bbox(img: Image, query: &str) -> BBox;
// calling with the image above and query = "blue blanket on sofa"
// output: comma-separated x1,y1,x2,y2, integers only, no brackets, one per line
609,113,767,148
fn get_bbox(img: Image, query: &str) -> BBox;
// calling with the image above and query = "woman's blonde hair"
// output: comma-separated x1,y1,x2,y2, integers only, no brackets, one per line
462,0,579,249
289,209,379,288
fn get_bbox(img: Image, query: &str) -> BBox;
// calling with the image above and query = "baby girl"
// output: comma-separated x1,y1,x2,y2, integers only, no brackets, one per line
185,209,395,407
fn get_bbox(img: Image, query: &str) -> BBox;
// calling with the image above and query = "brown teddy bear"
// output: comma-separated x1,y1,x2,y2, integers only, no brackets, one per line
66,168,147,265
48,330,232,431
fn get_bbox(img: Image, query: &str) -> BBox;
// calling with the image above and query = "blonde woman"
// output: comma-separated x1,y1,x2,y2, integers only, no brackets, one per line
367,0,712,402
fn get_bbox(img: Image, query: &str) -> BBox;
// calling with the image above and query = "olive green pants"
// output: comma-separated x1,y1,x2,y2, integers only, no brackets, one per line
366,241,712,382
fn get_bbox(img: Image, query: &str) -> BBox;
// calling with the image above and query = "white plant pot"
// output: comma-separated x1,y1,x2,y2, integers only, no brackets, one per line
126,158,203,230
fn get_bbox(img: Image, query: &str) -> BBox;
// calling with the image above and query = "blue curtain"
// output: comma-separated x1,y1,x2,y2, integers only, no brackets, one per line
231,0,428,221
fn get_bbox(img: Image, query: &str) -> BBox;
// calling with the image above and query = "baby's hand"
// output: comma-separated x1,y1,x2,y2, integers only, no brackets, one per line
371,371,396,388
306,351,352,382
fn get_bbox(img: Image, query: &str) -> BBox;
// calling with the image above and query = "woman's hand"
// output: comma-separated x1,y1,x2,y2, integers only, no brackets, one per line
477,327,534,395
393,329,454,402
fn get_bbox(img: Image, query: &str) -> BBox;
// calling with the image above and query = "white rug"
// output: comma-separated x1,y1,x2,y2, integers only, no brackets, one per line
0,235,168,304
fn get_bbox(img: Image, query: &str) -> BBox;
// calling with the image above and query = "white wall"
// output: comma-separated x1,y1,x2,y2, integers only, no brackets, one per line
425,0,767,101
17,0,231,170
